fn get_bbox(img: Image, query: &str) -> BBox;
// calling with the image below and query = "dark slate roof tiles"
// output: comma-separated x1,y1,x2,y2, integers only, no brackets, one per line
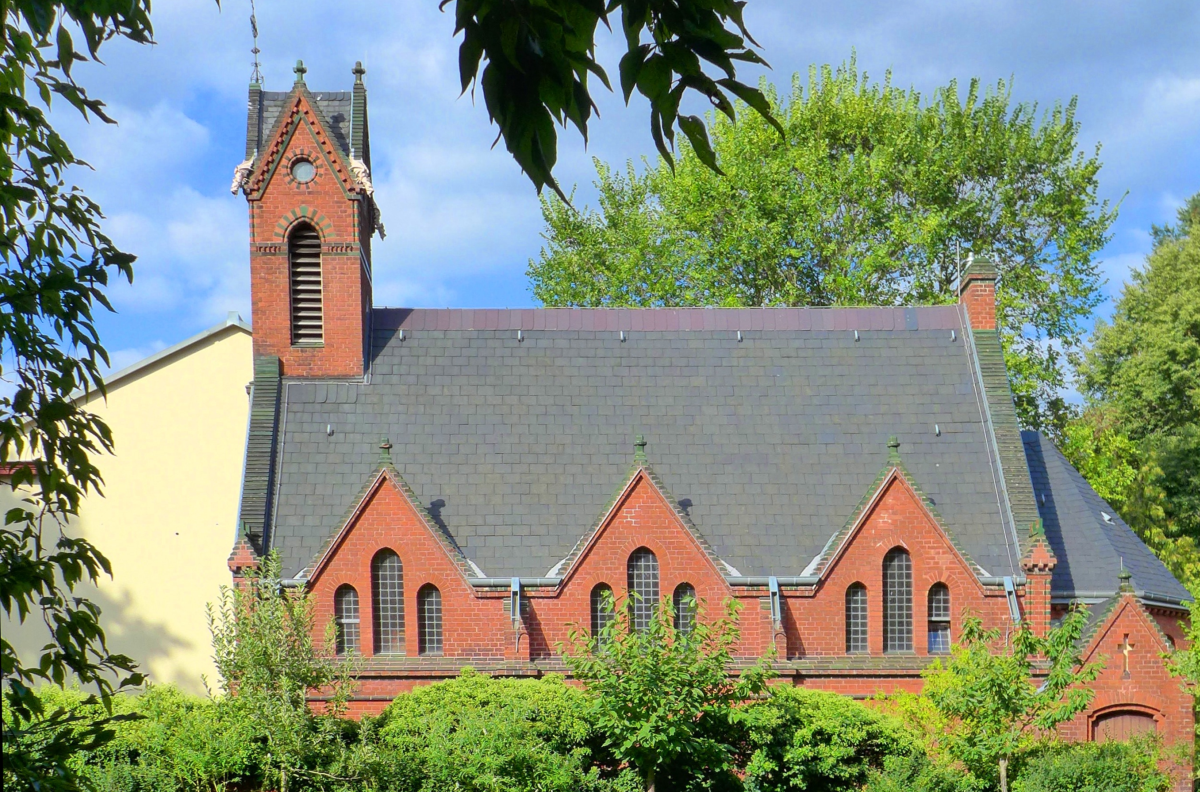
1023,430,1190,604
267,306,1021,582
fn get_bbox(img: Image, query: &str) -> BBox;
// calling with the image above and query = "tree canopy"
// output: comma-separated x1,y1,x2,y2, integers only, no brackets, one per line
1069,192,1200,586
529,61,1117,432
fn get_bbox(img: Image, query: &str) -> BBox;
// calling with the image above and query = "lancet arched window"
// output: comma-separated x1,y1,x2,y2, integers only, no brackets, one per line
673,583,697,636
927,583,951,654
591,584,614,648
845,583,868,654
627,548,659,633
883,548,913,653
371,549,404,654
334,585,359,656
417,584,442,656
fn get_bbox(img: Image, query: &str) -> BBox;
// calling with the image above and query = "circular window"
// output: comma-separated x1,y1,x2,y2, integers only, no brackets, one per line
290,159,316,183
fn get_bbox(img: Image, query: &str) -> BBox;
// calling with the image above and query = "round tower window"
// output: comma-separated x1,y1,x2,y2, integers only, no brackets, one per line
290,159,316,183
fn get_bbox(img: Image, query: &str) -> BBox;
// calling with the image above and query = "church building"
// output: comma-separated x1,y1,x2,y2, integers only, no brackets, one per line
227,62,1194,761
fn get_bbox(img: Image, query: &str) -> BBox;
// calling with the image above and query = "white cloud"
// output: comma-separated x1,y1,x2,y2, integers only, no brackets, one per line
106,342,169,376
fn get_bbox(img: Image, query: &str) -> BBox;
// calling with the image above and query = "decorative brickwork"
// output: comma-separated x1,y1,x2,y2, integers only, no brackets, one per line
244,81,373,379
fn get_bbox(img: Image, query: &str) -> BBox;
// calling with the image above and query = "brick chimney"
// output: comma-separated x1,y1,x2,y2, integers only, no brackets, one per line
958,256,997,331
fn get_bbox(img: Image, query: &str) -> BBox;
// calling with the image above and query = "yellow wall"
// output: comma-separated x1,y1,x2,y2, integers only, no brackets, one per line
3,323,253,693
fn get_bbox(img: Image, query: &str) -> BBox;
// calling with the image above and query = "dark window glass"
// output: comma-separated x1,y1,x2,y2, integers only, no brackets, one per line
673,583,696,636
627,548,660,632
591,584,614,648
845,583,868,653
883,548,913,652
334,585,359,656
928,583,951,654
288,223,323,344
418,585,442,656
371,550,404,654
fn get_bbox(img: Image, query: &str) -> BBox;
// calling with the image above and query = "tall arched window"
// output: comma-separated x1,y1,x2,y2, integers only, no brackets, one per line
673,583,696,636
417,585,442,656
334,585,359,656
371,549,404,654
627,548,659,633
845,583,868,654
927,583,951,654
288,222,323,344
591,584,614,648
883,548,913,652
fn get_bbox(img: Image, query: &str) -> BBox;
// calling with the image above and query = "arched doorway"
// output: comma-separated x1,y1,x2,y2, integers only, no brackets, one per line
1092,708,1157,743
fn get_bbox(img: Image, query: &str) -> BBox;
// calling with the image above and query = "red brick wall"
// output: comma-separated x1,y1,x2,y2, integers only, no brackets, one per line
246,91,370,378
960,276,996,331
1060,596,1194,790
303,466,1194,771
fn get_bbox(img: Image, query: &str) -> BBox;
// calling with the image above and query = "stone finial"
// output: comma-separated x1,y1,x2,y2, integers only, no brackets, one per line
886,435,901,465
634,434,647,464
1118,565,1134,594
379,436,393,464
294,59,307,84
353,61,365,83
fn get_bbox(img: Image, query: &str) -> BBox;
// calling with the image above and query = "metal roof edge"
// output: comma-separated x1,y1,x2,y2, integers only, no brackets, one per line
73,313,251,403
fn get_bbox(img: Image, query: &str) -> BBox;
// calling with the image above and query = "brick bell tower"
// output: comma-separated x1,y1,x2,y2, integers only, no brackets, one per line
234,60,378,378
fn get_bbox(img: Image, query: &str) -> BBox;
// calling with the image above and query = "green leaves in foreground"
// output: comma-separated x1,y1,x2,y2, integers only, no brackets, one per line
443,0,779,199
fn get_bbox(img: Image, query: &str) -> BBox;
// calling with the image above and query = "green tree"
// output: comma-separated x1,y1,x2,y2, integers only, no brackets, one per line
207,552,356,792
445,0,780,198
1,2,155,789
561,592,771,792
529,60,1117,432
1074,197,1200,581
921,611,1101,792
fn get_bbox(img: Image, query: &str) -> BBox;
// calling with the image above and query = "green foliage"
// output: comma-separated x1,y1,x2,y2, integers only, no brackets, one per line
207,552,358,792
741,687,919,792
1075,211,1200,572
1011,739,1171,792
529,59,1116,432
921,611,1101,792
375,669,635,792
562,592,772,791
861,754,984,792
445,0,778,199
1,1,158,789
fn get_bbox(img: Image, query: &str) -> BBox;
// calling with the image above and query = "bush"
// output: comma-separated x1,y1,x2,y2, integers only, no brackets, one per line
741,687,920,792
374,669,637,792
1011,740,1171,792
861,754,984,792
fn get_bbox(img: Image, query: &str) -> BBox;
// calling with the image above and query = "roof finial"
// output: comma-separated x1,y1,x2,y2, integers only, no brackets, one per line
886,435,901,465
379,436,393,464
1118,559,1133,593
1029,518,1044,537
634,434,647,464
248,0,263,85
353,61,365,83
294,59,307,84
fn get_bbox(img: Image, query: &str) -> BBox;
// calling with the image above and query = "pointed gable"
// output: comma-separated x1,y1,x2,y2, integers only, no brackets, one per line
248,85,360,199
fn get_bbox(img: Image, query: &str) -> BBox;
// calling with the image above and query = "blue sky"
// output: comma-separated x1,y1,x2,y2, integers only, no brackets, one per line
54,0,1200,372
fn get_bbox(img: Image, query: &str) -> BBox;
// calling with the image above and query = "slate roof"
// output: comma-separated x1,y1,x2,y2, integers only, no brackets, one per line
1023,430,1190,605
265,305,1032,583
249,90,353,157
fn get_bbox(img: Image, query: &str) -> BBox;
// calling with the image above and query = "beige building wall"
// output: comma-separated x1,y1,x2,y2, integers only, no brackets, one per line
2,317,253,693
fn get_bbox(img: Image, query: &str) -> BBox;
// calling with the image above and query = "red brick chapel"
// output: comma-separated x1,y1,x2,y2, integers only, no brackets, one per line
227,62,1195,764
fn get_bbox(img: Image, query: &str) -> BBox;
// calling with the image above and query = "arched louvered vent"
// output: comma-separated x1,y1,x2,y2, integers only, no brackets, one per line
288,223,323,344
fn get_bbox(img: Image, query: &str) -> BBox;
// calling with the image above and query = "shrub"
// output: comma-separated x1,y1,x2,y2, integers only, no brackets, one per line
1011,739,1171,792
374,669,637,792
861,754,984,792
742,687,921,792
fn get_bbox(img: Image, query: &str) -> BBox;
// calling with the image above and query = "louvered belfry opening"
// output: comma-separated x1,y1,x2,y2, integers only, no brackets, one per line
288,223,323,344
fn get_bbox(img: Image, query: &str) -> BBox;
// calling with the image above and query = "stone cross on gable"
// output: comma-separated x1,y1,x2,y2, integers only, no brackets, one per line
1120,633,1135,679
